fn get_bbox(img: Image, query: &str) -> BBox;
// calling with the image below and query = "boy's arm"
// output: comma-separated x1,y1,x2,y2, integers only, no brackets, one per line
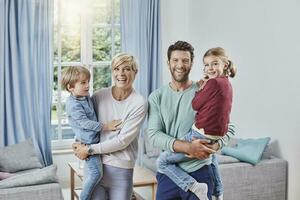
91,101,147,154
69,103,102,132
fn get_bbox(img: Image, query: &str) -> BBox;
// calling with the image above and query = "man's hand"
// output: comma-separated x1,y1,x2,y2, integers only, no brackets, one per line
186,138,216,160
72,143,89,160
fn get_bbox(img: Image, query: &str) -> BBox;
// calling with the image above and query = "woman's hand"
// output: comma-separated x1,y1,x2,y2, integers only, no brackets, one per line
72,143,89,160
103,119,122,131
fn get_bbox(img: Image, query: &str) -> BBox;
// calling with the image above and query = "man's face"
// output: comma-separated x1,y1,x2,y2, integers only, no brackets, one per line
168,50,193,83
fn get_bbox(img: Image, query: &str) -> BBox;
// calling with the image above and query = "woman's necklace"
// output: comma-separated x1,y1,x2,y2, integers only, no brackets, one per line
112,86,133,101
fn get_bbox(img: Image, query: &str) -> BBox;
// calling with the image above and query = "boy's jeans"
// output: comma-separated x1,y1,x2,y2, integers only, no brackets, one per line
80,155,102,200
157,128,224,197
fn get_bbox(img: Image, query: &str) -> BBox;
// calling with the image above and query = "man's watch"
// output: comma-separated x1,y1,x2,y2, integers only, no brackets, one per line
87,145,94,155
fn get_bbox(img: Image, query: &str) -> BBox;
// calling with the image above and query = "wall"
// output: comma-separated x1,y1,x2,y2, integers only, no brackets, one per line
161,0,300,200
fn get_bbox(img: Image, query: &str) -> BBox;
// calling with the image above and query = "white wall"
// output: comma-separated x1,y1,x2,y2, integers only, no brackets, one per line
161,0,300,200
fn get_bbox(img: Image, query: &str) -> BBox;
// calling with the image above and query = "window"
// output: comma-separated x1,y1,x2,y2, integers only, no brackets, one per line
52,0,121,149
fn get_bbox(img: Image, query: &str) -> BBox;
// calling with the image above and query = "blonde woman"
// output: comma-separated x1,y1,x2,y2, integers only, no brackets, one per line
73,53,147,200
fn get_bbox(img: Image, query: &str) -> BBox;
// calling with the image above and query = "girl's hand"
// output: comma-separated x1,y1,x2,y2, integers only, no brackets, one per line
103,119,122,131
197,73,209,90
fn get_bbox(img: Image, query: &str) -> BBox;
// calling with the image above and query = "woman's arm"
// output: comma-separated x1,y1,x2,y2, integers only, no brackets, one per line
91,102,147,154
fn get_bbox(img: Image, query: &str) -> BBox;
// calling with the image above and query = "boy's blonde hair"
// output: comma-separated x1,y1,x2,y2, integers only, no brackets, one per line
203,47,237,78
111,53,138,73
61,66,90,92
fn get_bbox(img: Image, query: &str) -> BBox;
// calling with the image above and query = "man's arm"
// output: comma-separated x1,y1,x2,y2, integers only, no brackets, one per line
217,123,236,149
173,139,215,160
147,92,215,159
147,93,176,152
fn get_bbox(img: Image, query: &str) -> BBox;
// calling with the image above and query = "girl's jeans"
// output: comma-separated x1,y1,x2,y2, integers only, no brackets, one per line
157,128,224,197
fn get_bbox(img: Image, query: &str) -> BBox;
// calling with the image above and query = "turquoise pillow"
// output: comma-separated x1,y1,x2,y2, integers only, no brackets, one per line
221,137,271,165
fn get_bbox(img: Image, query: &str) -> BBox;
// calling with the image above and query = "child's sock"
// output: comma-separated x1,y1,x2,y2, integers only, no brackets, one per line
189,182,209,200
215,194,223,200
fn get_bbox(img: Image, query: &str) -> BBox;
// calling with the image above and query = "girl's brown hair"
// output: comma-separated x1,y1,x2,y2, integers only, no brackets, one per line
203,47,237,78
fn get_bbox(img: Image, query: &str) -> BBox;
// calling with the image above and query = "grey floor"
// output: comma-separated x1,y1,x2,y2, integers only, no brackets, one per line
62,187,152,200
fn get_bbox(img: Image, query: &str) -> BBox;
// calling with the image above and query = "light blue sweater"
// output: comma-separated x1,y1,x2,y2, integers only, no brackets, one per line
66,95,102,144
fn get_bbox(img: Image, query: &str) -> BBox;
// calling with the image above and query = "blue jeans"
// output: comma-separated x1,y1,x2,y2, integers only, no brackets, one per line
157,128,224,197
156,164,214,200
80,155,102,200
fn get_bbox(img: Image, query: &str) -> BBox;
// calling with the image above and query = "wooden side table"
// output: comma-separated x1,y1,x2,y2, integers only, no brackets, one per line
68,162,83,200
68,162,157,200
133,165,157,200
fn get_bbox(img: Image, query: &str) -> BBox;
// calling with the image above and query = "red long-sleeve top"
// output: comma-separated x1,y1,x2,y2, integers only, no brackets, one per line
192,76,232,136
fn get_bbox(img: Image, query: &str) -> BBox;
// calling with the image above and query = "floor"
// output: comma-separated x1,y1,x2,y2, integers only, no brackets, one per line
62,187,153,200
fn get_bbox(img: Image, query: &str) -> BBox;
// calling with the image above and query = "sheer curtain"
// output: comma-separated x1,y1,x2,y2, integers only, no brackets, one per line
0,0,53,166
120,0,162,99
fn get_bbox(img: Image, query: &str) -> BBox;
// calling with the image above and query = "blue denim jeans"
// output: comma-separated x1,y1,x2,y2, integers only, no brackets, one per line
157,128,224,197
80,155,102,200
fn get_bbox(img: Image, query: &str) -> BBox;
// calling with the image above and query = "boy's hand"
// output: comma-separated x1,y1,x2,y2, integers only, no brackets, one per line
103,119,122,131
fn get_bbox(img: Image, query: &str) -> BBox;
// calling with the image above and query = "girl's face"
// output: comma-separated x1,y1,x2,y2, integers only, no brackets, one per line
203,55,227,79
112,63,136,90
68,75,90,97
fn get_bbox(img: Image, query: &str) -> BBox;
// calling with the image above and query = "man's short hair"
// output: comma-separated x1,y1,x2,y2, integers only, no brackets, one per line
167,41,194,62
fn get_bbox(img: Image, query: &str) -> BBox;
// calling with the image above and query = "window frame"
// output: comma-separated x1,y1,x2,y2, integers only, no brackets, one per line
52,0,120,150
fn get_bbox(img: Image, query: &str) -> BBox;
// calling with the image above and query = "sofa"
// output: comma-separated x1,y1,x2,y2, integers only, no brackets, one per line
141,135,287,200
0,139,63,200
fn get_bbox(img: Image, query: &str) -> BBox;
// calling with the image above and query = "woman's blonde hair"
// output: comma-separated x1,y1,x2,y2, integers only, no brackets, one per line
61,66,90,92
203,47,237,78
111,53,138,73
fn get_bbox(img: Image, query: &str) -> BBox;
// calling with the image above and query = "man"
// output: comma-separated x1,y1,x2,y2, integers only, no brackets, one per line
148,41,234,200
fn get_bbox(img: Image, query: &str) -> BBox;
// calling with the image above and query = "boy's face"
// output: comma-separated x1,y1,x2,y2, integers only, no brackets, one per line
203,55,226,79
68,75,90,97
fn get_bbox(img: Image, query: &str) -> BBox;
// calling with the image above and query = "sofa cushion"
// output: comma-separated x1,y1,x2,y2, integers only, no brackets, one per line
215,154,240,164
221,137,271,165
0,138,42,172
0,165,58,189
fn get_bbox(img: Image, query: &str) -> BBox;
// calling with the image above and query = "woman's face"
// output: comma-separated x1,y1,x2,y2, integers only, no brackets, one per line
112,63,136,90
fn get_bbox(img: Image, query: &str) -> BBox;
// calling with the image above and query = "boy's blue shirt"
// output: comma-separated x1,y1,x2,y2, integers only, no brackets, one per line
66,95,102,144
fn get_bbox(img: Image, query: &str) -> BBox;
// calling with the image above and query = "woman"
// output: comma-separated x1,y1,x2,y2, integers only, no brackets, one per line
72,53,147,200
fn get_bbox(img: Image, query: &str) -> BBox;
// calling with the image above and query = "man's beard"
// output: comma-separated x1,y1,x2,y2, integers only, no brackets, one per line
170,68,190,83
